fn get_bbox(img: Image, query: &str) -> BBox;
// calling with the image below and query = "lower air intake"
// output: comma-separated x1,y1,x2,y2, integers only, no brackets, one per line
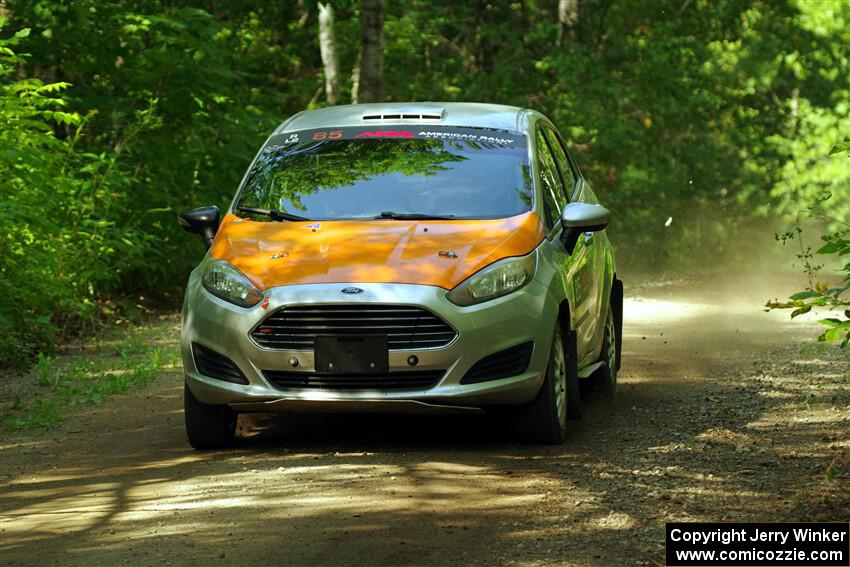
460,342,534,384
263,369,445,391
192,342,249,385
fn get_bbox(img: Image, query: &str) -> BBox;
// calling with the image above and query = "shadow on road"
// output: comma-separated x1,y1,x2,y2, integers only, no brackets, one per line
1,283,848,566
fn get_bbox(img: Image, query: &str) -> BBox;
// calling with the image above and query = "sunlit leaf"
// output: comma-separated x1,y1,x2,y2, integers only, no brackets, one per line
789,290,821,300
816,240,849,254
823,327,847,342
791,305,812,318
829,140,850,156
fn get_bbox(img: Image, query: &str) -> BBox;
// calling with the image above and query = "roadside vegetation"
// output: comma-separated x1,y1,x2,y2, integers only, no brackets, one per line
0,312,181,430
1,0,848,370
767,141,849,356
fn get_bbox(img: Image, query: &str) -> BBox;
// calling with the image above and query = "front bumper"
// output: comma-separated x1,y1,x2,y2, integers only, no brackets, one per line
181,269,558,413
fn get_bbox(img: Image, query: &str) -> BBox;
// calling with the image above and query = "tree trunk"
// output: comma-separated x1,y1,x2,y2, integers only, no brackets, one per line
350,52,361,104
557,0,579,46
357,0,383,103
317,2,340,105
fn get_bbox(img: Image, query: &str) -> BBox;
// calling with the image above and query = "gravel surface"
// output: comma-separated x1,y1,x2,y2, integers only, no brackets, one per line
1,280,848,566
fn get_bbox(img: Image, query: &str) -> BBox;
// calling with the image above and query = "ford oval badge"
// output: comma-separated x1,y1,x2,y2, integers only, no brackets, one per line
341,287,364,294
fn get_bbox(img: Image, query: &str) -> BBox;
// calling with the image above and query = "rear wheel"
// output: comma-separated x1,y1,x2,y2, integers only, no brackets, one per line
517,325,568,444
593,304,618,397
184,384,237,449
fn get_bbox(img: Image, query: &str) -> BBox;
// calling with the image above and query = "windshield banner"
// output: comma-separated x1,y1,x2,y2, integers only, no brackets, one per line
266,125,526,150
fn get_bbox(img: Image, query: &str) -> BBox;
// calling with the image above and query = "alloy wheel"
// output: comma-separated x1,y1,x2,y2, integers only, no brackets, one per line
605,309,617,385
552,332,568,430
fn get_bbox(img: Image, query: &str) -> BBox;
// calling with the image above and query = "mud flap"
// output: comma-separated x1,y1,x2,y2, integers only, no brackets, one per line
612,277,623,371
566,329,581,420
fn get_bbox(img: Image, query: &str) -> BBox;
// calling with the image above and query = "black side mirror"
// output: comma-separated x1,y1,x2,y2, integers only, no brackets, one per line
179,206,221,249
560,202,610,254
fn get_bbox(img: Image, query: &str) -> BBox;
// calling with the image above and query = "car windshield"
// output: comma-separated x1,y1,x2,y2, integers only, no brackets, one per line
234,126,532,220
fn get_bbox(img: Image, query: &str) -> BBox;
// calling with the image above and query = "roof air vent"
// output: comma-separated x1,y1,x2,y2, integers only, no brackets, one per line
363,107,445,121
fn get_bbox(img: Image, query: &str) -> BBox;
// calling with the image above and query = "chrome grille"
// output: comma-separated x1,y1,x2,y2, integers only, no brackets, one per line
251,305,457,350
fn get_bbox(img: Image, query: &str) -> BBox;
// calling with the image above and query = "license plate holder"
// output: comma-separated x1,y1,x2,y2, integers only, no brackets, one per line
314,335,388,374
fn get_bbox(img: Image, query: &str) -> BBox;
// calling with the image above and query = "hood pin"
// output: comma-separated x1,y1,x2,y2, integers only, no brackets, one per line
438,250,458,258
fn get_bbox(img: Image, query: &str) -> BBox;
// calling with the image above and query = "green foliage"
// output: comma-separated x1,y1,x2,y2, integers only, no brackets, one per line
767,140,850,354
831,138,850,156
34,352,57,388
0,21,157,367
2,315,180,430
769,227,850,352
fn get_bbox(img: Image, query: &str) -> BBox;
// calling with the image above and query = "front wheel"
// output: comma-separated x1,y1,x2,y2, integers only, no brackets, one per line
517,325,568,445
184,384,237,449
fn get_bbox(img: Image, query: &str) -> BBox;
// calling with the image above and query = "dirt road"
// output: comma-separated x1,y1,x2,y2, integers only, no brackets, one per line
1,279,848,566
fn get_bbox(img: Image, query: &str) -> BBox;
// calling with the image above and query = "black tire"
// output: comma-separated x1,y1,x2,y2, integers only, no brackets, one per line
184,383,237,449
565,329,582,420
517,325,569,445
592,303,618,397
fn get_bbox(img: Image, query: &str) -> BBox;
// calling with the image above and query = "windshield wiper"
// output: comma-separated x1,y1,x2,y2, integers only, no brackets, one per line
237,206,311,222
377,211,456,220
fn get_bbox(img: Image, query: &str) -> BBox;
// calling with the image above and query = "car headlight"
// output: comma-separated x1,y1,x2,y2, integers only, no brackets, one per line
447,252,536,306
202,259,263,307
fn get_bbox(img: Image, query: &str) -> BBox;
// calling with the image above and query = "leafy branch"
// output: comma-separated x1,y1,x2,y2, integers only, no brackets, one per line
767,140,850,354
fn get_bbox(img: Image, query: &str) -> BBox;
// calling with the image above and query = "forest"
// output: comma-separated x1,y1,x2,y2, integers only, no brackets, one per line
1,3,849,564
1,0,849,367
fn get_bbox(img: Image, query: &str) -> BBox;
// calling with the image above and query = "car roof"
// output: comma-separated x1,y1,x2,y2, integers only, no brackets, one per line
274,102,538,134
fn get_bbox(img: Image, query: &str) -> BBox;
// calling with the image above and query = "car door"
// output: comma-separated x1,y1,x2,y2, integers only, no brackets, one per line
544,127,610,362
541,125,605,365
535,126,595,364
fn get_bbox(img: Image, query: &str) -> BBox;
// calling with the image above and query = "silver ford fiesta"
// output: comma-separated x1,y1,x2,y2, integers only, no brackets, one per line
178,102,622,448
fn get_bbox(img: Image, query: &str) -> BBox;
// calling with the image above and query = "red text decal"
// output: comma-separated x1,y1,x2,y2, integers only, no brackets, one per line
312,130,343,140
354,131,415,139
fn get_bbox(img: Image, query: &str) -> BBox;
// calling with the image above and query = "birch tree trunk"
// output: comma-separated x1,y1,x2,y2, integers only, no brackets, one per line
357,0,383,103
318,2,340,105
557,0,579,46
350,52,361,104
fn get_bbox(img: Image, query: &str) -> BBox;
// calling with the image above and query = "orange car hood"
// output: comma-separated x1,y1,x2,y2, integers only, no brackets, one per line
210,212,545,290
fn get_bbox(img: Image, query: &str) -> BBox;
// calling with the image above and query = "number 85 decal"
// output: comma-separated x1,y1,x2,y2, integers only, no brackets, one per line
313,130,343,140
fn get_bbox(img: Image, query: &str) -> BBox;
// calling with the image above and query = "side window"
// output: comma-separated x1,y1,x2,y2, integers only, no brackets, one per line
543,127,576,199
536,129,568,228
